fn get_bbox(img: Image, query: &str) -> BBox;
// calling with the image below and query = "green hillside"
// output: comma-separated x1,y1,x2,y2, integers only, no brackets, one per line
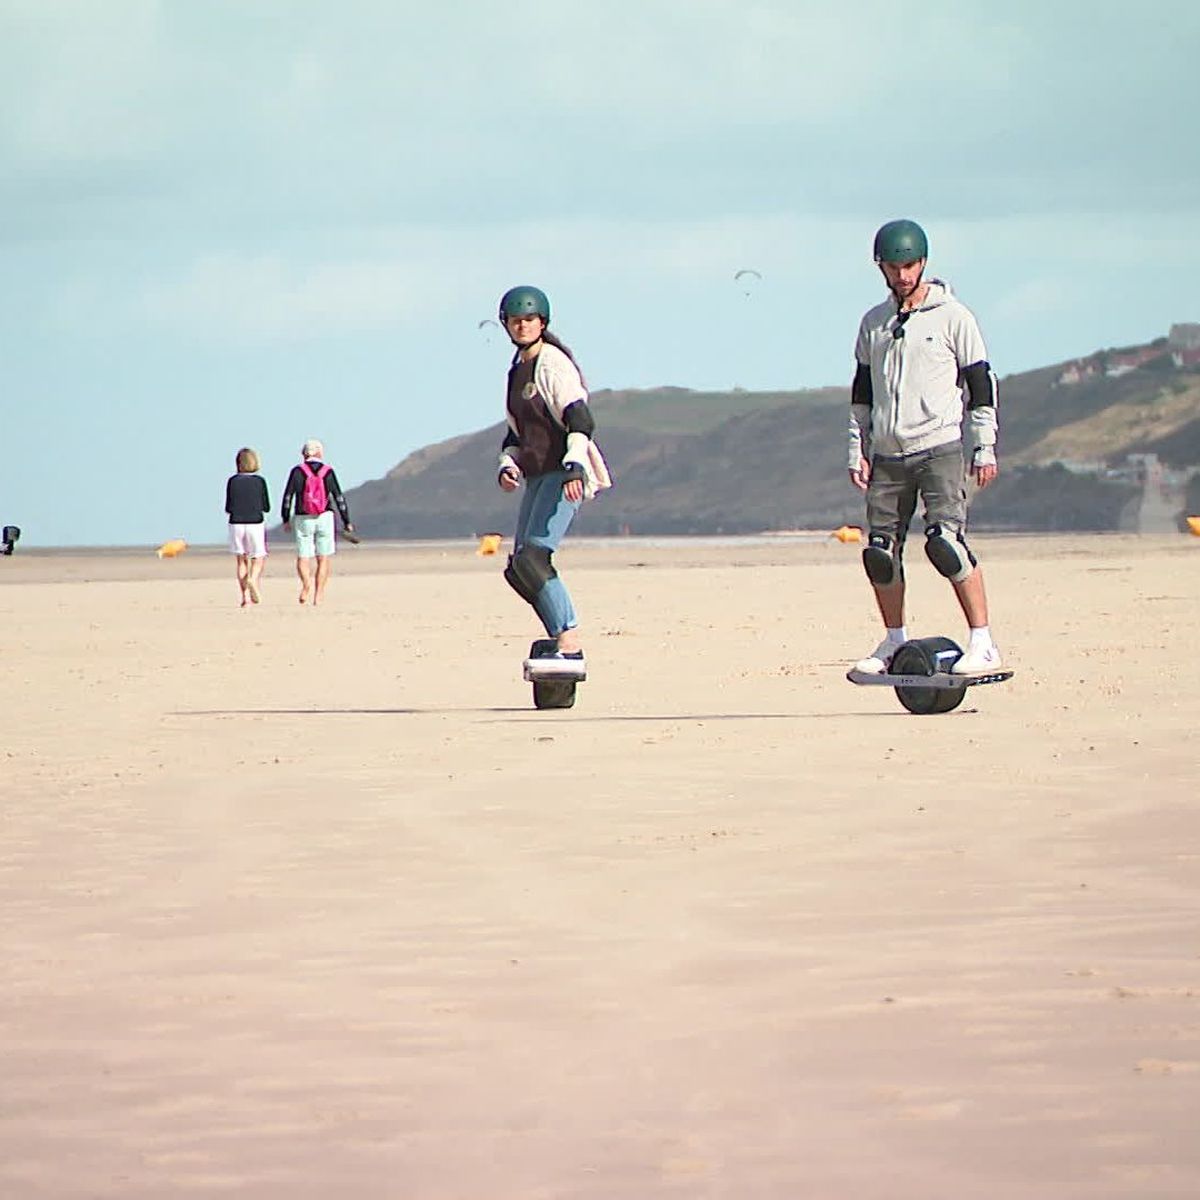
347,339,1200,538
596,386,845,435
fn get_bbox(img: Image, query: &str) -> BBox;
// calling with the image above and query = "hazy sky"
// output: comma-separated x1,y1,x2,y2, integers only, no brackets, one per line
3,0,1198,545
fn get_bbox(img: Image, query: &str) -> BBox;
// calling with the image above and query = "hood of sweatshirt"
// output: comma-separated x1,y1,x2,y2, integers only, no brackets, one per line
892,276,954,314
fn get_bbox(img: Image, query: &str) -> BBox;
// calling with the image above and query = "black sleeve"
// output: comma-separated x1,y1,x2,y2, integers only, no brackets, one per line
851,363,873,408
325,468,351,526
961,360,997,410
225,476,234,517
501,427,520,451
259,476,270,516
281,466,300,522
562,399,595,436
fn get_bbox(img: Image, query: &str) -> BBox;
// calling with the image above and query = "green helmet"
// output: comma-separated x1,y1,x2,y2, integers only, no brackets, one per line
498,285,550,323
873,219,928,263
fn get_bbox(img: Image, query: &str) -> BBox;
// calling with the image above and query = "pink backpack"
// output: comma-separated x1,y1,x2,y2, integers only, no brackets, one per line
299,462,332,515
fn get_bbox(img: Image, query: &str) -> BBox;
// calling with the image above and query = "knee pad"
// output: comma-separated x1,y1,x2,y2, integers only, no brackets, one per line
862,532,901,586
503,557,538,604
924,523,976,582
506,545,556,604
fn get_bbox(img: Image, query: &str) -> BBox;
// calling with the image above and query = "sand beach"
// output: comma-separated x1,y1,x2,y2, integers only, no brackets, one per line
1,532,1198,1198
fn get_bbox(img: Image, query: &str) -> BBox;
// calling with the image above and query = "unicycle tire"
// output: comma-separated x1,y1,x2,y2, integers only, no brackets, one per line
533,680,577,710
892,637,966,715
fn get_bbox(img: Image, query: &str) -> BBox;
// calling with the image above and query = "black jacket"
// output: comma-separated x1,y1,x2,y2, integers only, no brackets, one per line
225,473,270,524
280,460,351,526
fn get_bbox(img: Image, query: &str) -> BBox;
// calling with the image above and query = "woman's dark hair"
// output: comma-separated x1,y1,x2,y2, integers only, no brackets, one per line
541,329,587,387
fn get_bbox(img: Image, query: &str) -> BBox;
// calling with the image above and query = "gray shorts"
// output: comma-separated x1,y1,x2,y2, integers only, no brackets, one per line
866,441,967,550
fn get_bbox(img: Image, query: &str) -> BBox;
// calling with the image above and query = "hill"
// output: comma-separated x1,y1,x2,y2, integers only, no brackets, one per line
346,337,1200,538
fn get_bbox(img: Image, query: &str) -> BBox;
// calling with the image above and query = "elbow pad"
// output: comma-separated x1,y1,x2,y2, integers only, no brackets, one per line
562,400,595,437
962,361,997,410
851,363,873,408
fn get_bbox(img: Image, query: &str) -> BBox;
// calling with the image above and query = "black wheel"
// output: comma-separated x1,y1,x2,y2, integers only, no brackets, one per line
533,680,577,709
892,637,966,715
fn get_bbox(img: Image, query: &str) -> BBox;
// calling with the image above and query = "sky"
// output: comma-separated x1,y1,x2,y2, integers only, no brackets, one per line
2,0,1198,546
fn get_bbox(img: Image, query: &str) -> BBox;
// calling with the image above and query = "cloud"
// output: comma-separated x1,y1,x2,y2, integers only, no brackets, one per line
3,0,1196,247
110,210,863,342
135,253,449,340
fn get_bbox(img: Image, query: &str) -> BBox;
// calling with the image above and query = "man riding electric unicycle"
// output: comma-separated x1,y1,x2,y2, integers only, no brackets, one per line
846,219,1010,711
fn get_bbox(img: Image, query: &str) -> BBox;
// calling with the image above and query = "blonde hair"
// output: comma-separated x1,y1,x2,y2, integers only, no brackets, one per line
302,438,324,460
236,447,260,473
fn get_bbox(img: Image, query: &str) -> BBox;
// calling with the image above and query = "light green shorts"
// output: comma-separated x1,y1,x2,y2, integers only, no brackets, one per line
292,511,335,559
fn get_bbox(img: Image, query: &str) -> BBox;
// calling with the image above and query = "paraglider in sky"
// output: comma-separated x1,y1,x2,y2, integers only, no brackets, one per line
734,268,762,298
478,318,502,345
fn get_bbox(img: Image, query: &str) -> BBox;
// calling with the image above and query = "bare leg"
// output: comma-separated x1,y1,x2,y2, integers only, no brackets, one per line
236,554,250,606
952,566,989,629
556,626,582,654
296,557,313,604
247,556,264,603
870,580,906,629
313,555,331,605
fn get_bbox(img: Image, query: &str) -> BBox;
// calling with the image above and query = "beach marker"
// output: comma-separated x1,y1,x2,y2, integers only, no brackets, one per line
156,539,188,559
1187,516,1200,537
847,635,1012,714
477,533,503,556
831,525,863,543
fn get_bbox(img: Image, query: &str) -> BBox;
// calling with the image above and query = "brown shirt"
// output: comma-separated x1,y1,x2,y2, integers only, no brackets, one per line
506,354,567,477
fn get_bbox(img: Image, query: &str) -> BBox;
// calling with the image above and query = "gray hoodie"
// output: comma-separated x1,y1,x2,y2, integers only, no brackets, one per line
848,278,998,465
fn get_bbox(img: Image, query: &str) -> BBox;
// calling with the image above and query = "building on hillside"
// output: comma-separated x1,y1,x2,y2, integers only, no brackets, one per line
1172,347,1200,368
1105,345,1164,376
1168,323,1200,350
1057,358,1099,386
1056,459,1109,475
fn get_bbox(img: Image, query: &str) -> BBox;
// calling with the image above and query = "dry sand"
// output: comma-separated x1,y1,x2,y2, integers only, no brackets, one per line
1,533,1198,1199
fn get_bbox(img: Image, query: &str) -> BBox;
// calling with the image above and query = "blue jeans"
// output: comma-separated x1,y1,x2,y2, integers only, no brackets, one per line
514,470,581,637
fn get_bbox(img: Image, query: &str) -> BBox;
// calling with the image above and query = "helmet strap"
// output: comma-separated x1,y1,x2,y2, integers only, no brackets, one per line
509,334,544,361
884,263,927,310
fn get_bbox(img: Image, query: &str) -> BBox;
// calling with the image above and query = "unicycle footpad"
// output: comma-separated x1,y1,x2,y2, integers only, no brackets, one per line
523,638,587,683
845,668,1012,689
846,636,1012,715
524,639,583,709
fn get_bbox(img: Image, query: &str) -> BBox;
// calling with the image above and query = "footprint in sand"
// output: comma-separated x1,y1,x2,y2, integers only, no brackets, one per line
1134,1059,1200,1076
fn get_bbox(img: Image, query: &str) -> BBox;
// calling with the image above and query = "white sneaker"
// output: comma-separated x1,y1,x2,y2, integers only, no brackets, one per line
852,638,899,675
952,643,1003,675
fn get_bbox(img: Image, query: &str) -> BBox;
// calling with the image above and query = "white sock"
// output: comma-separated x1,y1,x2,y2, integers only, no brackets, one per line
885,626,907,645
968,625,993,650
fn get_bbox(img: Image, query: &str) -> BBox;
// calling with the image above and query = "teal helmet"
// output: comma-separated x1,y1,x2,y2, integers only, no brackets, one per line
498,285,550,323
873,219,928,263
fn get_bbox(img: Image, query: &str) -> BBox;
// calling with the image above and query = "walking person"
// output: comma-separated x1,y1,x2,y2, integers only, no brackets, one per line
495,285,611,665
225,447,270,607
848,219,1003,675
280,439,355,606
